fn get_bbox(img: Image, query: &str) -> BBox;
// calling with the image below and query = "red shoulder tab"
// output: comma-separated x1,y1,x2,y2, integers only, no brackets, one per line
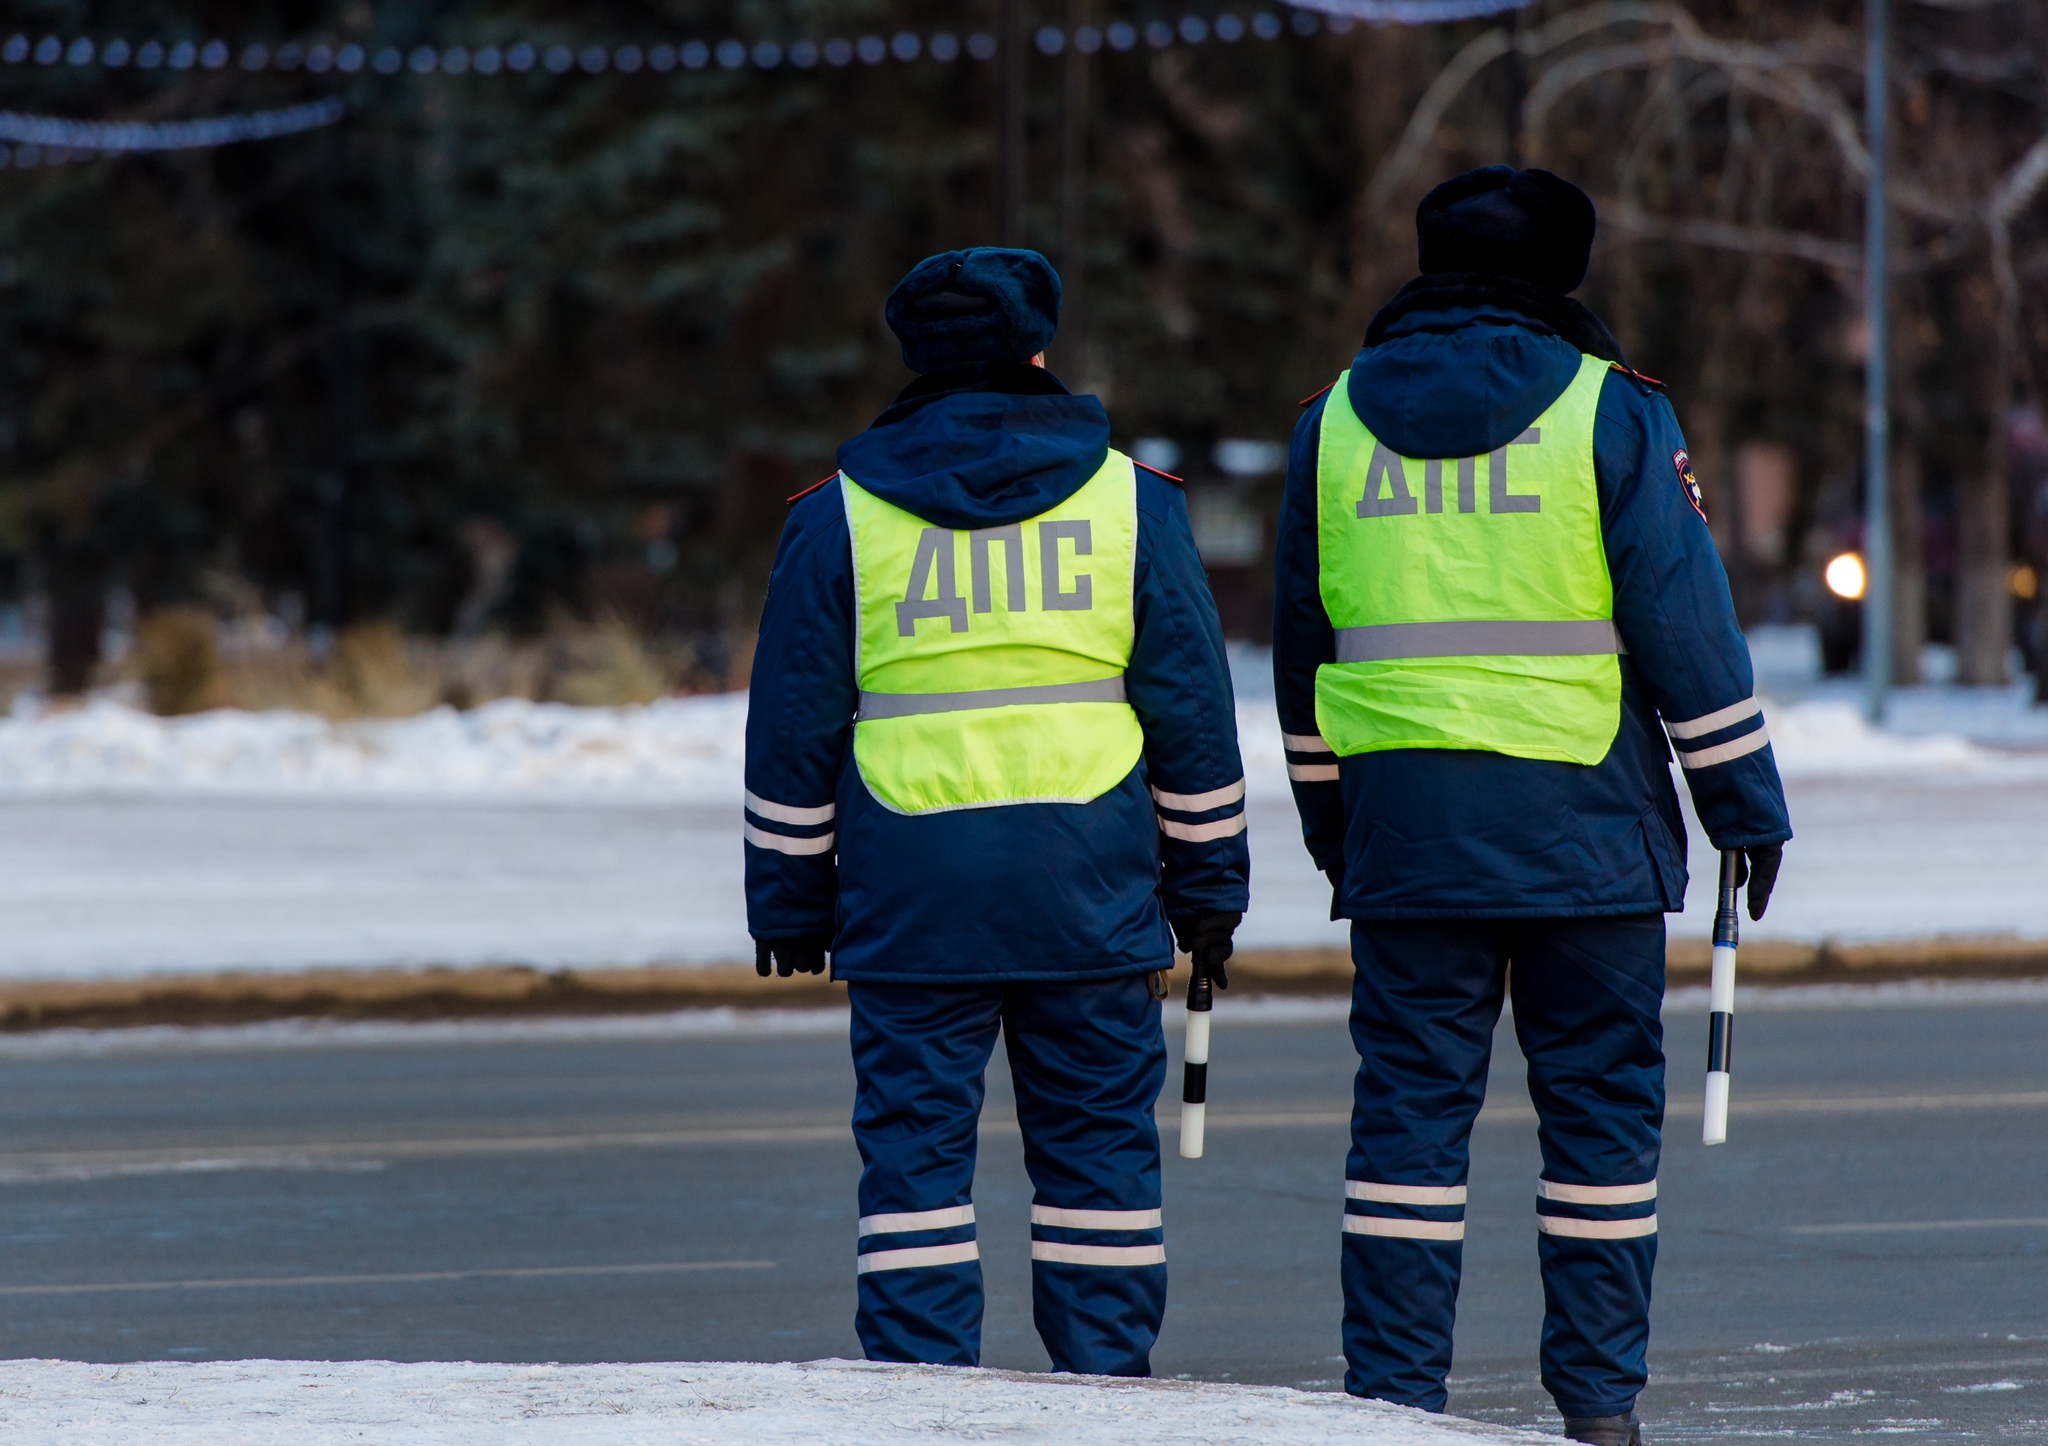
1609,362,1665,392
1298,380,1337,408
786,472,838,507
1132,460,1183,485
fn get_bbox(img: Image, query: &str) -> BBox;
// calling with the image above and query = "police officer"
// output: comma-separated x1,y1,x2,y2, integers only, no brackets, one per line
744,247,1250,1375
1272,169,1791,1444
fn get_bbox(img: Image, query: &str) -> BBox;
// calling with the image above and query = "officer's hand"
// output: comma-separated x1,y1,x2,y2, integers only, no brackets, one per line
1170,911,1242,992
754,938,829,978
1734,844,1782,922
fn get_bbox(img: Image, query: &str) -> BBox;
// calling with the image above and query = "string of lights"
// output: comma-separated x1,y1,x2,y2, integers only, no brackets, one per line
0,0,1530,84
0,0,1530,163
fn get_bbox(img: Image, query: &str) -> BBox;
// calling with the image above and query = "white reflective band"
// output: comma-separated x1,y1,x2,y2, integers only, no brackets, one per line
1149,779,1246,813
744,790,837,826
859,1205,976,1235
1343,1215,1465,1241
1030,1242,1167,1267
856,1241,981,1273
1664,696,1762,740
1287,761,1341,783
1283,732,1334,754
743,822,835,856
1347,1181,1467,1207
1158,813,1249,843
1031,1205,1164,1230
1676,726,1771,770
1538,1213,1658,1239
1537,1179,1657,1205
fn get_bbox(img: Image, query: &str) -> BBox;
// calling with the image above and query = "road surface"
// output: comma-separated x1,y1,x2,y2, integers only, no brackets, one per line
0,988,2045,1441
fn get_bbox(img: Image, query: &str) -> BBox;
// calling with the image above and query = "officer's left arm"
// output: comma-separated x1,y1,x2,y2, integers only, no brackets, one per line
1125,474,1251,919
743,486,858,945
1595,373,1793,849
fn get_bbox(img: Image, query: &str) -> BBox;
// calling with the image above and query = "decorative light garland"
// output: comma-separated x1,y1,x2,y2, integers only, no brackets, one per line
0,0,1532,163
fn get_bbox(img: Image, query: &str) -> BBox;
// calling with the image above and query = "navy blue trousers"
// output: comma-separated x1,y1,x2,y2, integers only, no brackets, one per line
1342,916,1665,1418
847,975,1167,1376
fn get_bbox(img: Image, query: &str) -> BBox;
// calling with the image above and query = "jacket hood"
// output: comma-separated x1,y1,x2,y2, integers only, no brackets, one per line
836,366,1110,529
1346,275,1612,459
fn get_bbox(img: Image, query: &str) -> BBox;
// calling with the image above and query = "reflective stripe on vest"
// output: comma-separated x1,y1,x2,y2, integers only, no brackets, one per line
1334,619,1624,663
858,675,1128,721
842,453,1143,815
1313,352,1621,766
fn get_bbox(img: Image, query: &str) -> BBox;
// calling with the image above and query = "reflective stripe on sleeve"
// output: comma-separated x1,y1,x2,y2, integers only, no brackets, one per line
1030,1241,1167,1267
1283,732,1333,753
1149,779,1246,812
1537,1213,1658,1240
743,822,835,856
857,676,1126,721
1343,1215,1465,1241
1537,1179,1657,1205
1030,1205,1163,1230
1335,619,1622,663
1288,761,1340,782
859,1205,976,1235
1347,1181,1467,1207
1158,813,1249,843
855,1241,981,1273
1675,726,1770,770
1663,696,1762,740
744,790,836,826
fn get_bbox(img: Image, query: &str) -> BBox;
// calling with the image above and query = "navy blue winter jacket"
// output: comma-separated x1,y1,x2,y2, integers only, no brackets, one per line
1274,297,1791,920
745,364,1251,983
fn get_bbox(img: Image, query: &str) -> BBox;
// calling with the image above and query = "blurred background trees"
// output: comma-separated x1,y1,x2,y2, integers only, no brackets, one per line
0,0,2044,708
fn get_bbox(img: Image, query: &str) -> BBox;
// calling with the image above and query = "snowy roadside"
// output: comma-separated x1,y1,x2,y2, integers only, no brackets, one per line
0,680,2044,800
0,672,2043,986
0,1357,1556,1446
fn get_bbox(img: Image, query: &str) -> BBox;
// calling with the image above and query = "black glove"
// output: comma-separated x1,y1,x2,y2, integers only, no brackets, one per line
1326,867,1344,921
754,937,829,978
1169,911,1241,992
1735,844,1782,922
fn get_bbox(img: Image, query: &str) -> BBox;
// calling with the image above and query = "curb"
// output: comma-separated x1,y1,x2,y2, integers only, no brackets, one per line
2,938,2045,1033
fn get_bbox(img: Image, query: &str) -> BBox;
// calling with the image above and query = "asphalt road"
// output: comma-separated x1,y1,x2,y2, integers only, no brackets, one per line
1,992,2046,1443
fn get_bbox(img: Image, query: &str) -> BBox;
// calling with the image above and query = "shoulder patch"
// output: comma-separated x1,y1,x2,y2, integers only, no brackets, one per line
1673,449,1707,520
1132,459,1183,485
786,472,838,507
1298,380,1337,408
1609,362,1665,393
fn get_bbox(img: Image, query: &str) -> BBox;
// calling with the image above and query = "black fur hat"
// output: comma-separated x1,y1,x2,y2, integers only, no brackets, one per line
885,248,1061,374
1415,166,1597,295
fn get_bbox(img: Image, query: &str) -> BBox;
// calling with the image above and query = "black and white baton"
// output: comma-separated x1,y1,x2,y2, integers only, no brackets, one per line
1179,962,1213,1159
1702,849,1740,1146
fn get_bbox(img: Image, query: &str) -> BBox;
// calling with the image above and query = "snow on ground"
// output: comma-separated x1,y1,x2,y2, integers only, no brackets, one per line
0,1358,1553,1446
0,630,2042,981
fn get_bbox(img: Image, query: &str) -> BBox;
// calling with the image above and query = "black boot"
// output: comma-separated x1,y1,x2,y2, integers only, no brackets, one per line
1561,1414,1640,1446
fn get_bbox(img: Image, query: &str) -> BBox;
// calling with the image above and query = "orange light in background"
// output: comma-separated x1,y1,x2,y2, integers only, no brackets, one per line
2012,563,2041,601
1824,552,1867,601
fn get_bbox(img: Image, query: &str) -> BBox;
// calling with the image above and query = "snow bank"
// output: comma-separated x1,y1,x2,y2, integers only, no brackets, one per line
0,686,2029,800
0,694,747,799
0,1358,1552,1445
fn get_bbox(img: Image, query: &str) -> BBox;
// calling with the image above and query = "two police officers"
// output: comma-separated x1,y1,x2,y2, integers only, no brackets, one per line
1274,167,1791,1445
743,248,1249,1375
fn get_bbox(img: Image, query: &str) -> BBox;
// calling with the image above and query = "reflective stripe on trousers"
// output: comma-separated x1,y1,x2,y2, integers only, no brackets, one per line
857,674,1126,721
1334,619,1623,663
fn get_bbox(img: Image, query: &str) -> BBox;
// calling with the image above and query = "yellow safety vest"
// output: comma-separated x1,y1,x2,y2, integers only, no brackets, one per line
842,452,1144,814
1313,351,1622,765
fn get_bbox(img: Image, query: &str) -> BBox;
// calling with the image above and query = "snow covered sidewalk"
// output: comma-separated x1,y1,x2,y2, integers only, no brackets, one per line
0,685,2044,981
0,1358,1553,1445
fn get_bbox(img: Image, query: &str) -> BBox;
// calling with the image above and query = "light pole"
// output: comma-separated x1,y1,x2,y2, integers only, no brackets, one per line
1862,0,1891,724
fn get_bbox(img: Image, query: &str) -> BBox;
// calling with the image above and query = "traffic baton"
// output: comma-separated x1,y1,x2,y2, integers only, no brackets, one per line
1179,961,1213,1159
1702,849,1740,1146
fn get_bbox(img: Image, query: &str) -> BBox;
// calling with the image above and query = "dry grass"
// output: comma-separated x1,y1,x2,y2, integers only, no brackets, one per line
110,616,699,719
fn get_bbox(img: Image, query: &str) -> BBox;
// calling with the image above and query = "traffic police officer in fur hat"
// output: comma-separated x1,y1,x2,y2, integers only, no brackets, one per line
744,247,1249,1374
1273,168,1792,1444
